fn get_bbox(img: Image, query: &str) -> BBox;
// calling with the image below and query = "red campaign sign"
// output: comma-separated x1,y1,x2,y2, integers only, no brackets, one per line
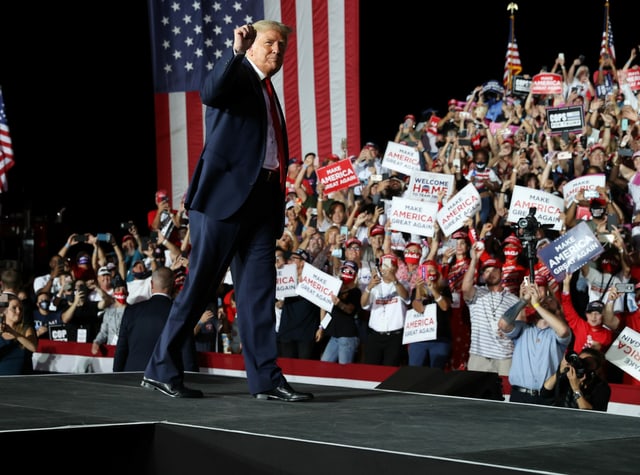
427,115,440,134
530,73,563,95
619,67,640,92
316,159,360,194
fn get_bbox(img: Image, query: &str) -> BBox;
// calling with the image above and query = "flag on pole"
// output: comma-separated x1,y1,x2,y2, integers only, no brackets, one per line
503,15,522,90
0,87,16,194
599,6,616,63
147,0,361,207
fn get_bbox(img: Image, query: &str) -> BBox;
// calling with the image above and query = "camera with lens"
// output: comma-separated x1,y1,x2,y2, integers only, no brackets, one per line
516,207,542,239
120,221,133,230
565,351,588,378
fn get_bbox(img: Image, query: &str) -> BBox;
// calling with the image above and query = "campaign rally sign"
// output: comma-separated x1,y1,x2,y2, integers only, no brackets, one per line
618,67,640,92
436,183,481,236
530,73,563,95
49,324,68,342
403,304,438,344
316,158,360,195
512,75,531,96
605,326,640,382
406,171,454,203
295,262,342,313
507,185,564,231
276,263,297,300
537,220,604,282
488,122,519,139
547,105,585,136
562,174,606,204
388,197,438,238
381,141,421,176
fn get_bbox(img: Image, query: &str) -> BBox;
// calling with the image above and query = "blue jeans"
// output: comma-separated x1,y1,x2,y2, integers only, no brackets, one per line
320,336,359,364
479,195,492,225
408,340,451,368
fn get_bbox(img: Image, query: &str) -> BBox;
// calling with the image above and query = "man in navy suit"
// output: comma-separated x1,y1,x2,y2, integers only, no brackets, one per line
114,267,196,372
142,20,313,401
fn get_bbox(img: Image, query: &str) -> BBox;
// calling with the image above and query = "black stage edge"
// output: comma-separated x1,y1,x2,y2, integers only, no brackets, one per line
377,366,505,400
1,372,639,475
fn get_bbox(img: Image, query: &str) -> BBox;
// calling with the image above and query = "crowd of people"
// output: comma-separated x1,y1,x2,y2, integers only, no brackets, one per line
4,47,640,411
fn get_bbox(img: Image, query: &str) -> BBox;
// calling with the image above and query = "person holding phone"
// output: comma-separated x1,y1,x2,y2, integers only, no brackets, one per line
360,254,410,366
407,261,452,368
394,114,420,147
499,279,571,404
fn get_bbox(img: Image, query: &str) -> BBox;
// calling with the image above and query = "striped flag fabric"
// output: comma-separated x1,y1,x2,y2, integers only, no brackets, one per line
147,0,360,207
0,87,15,193
503,22,522,91
599,11,616,63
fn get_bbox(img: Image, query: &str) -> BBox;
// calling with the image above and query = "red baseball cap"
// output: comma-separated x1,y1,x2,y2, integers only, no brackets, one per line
481,258,503,271
370,225,385,237
345,238,362,248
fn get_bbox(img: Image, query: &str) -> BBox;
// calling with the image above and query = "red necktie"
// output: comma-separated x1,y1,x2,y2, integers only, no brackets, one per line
264,77,286,188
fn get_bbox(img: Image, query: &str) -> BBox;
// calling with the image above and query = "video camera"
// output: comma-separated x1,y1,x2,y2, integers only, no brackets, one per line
515,207,553,240
517,207,542,235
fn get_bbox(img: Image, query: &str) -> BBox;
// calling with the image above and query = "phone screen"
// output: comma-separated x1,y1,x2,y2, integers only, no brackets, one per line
621,118,629,131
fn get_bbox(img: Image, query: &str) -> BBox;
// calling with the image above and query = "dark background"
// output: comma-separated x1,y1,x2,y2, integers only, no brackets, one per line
0,1,636,274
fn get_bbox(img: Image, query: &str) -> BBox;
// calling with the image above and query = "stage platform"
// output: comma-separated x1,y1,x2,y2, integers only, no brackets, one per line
1,371,639,474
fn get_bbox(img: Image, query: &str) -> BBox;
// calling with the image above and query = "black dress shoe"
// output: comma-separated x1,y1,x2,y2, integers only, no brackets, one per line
254,382,313,402
141,377,203,398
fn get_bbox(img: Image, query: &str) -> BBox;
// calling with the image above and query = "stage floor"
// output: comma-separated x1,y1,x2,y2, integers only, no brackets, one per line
1,372,638,474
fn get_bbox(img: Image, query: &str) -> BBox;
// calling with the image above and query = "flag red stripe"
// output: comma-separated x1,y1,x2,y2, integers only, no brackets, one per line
185,91,204,183
344,0,360,154
154,94,173,198
280,1,301,159
312,0,332,159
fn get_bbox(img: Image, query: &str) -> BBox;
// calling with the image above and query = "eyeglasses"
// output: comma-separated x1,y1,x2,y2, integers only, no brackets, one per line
347,246,361,251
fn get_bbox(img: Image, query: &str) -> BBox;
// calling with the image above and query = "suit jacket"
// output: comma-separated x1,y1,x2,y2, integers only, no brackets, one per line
185,49,287,225
113,294,196,372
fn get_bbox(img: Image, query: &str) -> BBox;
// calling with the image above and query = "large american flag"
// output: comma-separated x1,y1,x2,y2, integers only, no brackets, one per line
147,0,360,207
502,20,522,91
0,87,15,193
599,10,616,63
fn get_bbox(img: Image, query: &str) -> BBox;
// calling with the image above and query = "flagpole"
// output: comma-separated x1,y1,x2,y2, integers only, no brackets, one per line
505,2,519,91
604,1,610,52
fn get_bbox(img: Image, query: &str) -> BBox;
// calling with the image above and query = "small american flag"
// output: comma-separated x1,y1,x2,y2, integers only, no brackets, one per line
503,21,522,91
0,87,15,193
147,0,360,207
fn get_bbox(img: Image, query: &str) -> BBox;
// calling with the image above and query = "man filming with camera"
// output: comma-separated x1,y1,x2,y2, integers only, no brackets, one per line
540,347,611,411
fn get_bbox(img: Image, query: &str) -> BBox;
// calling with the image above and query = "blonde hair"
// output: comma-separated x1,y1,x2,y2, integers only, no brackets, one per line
253,20,293,42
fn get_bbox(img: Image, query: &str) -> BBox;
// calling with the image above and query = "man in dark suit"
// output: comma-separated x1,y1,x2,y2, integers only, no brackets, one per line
114,268,196,372
142,20,313,401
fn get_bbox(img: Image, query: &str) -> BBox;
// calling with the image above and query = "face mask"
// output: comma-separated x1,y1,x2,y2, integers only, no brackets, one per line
600,259,618,274
341,273,356,284
113,292,127,305
39,300,50,310
404,250,421,265
504,248,519,258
